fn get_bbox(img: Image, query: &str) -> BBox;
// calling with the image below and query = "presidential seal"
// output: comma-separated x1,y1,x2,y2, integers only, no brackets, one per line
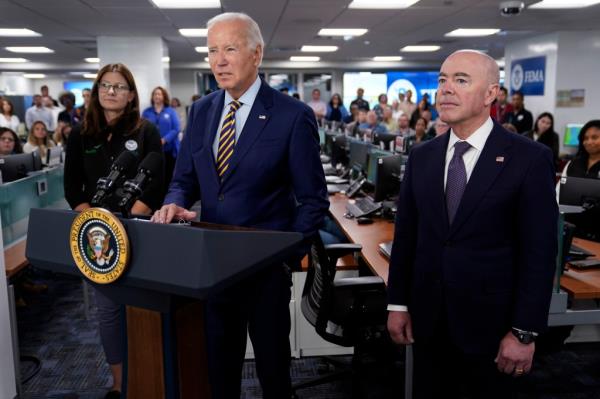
70,207,130,284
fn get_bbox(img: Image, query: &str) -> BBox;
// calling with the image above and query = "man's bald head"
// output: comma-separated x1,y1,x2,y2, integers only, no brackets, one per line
447,50,499,85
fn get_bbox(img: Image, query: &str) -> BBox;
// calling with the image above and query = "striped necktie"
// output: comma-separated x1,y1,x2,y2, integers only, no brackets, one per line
216,100,242,177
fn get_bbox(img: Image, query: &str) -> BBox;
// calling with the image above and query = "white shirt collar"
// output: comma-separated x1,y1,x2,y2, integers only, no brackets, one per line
447,117,493,154
223,75,261,109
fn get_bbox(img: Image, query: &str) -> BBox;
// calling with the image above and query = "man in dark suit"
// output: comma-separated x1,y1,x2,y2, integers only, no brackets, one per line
151,12,328,399
386,50,558,398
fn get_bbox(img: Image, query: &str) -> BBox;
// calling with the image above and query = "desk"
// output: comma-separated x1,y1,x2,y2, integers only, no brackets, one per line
560,238,600,300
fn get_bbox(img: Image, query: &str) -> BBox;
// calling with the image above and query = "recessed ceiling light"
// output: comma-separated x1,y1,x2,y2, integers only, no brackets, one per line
496,58,506,68
529,0,600,8
195,46,208,53
301,45,338,52
0,28,41,37
83,73,97,79
85,57,100,63
373,56,403,61
162,56,170,62
400,45,441,52
445,29,500,37
179,29,208,37
6,46,53,53
23,73,45,79
0,57,27,63
290,56,320,62
318,29,368,37
348,0,421,9
150,0,221,8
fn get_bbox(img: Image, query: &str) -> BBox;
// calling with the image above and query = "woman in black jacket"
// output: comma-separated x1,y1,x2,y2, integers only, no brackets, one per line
523,112,559,168
64,63,164,399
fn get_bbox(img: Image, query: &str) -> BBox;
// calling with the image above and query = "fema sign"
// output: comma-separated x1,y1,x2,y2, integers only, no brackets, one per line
510,56,546,96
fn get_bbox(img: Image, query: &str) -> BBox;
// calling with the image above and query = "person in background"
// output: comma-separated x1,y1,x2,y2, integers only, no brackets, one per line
391,91,405,120
58,92,82,126
142,86,181,191
0,99,20,132
429,117,450,138
25,95,54,132
0,127,23,155
405,116,430,151
382,107,397,132
523,112,559,169
559,120,600,241
53,121,72,147
23,120,55,160
373,93,390,121
64,63,164,399
42,96,59,132
77,88,91,119
502,123,518,133
398,89,417,118
505,91,533,134
279,87,289,95
345,109,368,137
396,113,414,137
170,97,187,133
40,85,59,107
350,87,370,111
490,86,512,122
359,110,388,135
410,96,431,129
325,93,348,123
344,103,359,124
307,88,327,122
292,93,300,100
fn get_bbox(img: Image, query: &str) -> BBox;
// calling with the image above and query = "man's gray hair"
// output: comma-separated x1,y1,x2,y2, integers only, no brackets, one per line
207,12,265,51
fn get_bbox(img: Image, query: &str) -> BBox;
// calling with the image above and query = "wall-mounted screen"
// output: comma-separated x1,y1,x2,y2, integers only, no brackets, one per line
564,123,583,147
63,81,93,107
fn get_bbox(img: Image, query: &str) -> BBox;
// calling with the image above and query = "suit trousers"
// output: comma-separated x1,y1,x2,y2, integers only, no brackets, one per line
204,263,293,399
412,309,518,399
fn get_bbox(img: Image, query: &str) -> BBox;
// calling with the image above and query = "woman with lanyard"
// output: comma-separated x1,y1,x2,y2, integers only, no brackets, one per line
64,63,164,399
142,86,180,191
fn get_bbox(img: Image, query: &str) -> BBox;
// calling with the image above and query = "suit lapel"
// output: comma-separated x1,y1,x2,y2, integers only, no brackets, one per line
220,80,272,184
448,124,512,237
206,91,225,185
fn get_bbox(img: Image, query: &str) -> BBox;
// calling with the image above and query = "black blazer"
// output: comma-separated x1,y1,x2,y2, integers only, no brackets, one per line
387,122,558,354
523,129,559,168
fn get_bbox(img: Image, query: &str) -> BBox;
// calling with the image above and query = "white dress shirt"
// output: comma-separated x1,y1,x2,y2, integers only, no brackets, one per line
212,76,262,159
388,117,494,312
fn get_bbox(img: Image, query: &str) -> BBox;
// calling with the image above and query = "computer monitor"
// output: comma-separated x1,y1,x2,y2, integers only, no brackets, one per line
324,131,339,157
46,146,63,166
563,124,583,147
367,148,391,184
373,132,397,152
331,134,349,168
374,155,403,202
348,140,370,174
559,176,600,207
0,152,43,183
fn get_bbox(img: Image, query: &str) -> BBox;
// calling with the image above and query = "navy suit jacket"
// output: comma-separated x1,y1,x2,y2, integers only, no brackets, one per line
387,121,558,354
164,80,329,257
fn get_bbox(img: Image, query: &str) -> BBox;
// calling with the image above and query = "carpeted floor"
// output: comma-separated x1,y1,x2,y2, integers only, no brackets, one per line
15,271,600,399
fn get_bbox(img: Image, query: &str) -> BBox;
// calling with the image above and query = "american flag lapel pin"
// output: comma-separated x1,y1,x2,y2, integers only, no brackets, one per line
496,156,505,163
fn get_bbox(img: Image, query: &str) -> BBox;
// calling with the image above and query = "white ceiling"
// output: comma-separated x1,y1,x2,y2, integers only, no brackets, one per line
0,0,598,72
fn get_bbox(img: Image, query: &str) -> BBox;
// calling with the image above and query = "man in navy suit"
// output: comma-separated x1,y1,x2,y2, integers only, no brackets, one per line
386,50,557,398
152,12,328,398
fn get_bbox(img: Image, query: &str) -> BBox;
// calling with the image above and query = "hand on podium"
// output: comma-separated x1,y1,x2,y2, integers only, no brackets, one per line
151,203,197,224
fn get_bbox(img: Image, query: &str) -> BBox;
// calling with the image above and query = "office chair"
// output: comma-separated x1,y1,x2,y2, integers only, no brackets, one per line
292,236,389,398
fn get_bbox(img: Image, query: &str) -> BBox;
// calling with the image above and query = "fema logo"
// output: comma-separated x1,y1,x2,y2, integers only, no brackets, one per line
511,64,524,91
70,208,130,284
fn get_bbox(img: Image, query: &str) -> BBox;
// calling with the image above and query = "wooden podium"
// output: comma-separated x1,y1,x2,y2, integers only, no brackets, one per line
25,208,302,399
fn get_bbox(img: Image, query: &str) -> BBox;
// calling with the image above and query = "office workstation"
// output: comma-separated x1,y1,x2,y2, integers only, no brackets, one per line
1,1,600,399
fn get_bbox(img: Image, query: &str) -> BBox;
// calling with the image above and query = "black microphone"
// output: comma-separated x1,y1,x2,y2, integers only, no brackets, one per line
117,152,163,212
91,150,138,207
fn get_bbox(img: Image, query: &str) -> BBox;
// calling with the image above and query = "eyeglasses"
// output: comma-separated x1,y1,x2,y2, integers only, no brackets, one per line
0,136,15,142
98,81,130,94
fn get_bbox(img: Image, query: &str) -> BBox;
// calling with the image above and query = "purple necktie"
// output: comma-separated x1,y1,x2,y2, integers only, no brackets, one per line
446,141,471,224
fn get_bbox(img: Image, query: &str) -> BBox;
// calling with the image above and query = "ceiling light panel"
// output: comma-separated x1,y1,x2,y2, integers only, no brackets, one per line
348,0,421,9
150,0,221,8
301,45,338,52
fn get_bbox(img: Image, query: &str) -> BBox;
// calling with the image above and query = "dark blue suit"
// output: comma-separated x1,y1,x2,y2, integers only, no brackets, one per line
165,80,329,398
387,122,558,397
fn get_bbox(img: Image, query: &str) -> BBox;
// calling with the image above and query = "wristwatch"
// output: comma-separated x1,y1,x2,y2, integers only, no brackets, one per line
511,327,537,344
